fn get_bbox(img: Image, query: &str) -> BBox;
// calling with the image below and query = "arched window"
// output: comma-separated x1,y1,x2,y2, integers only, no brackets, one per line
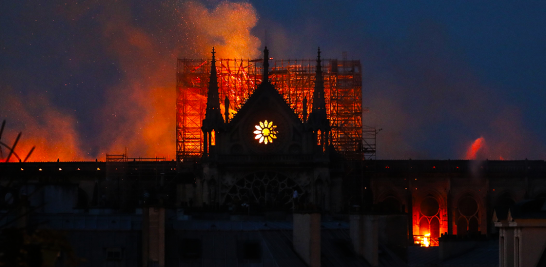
457,217,468,235
417,196,441,246
456,195,480,236
211,130,216,146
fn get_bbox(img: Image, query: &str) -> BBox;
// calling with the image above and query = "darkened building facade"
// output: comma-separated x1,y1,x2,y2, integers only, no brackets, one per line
0,47,545,266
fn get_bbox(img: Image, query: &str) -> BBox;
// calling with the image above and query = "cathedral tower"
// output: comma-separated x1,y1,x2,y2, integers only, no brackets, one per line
202,48,225,157
307,48,331,153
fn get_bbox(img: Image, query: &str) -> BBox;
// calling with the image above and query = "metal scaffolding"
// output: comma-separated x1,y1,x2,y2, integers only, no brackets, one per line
176,58,371,161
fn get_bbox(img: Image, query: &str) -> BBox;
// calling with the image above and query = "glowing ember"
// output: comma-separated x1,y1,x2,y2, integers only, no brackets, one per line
423,233,430,247
413,233,432,247
466,137,485,160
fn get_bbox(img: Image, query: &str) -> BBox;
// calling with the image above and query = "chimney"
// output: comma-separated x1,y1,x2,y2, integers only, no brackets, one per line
293,212,321,267
350,214,379,266
142,206,165,267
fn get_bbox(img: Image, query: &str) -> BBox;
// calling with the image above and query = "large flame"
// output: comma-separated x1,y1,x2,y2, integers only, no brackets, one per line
1,1,261,162
423,233,430,247
0,90,88,162
465,137,485,160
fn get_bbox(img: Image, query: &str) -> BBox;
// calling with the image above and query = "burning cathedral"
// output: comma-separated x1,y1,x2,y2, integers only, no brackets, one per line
185,47,341,212
0,46,545,267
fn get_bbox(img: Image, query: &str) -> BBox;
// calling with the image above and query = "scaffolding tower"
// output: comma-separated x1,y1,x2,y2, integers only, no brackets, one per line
176,58,372,161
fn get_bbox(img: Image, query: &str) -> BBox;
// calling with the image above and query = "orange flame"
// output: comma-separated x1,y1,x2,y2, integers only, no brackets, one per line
423,233,430,247
1,1,261,162
466,137,485,160
0,91,89,162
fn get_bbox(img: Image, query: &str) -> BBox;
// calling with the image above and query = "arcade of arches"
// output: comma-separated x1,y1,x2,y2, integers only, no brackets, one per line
370,166,544,247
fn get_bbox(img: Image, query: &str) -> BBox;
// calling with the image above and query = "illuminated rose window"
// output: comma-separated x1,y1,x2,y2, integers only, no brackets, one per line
254,120,278,144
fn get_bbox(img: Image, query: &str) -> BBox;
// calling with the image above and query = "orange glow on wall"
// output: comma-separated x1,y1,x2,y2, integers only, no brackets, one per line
412,196,446,247
211,130,216,146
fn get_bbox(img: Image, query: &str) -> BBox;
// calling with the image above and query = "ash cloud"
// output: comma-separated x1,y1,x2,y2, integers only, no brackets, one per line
1,0,544,161
0,0,260,161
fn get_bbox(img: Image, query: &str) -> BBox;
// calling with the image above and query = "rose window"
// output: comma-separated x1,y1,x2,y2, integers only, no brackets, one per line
254,120,277,144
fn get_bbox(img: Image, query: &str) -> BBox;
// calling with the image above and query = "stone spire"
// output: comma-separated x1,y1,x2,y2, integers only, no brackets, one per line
309,47,328,127
203,47,225,131
263,46,270,83
308,48,330,152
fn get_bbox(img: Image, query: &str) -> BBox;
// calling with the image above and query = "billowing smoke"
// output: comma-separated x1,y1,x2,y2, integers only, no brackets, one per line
182,1,261,59
1,1,544,161
0,0,260,161
0,87,86,162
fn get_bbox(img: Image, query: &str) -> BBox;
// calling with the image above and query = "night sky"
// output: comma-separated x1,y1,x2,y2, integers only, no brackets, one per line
1,0,545,161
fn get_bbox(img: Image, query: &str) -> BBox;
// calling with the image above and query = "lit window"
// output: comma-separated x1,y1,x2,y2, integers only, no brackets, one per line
211,130,216,146
254,120,277,145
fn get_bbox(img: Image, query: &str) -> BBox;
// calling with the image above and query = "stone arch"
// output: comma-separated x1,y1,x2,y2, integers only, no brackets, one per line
430,217,440,239
414,190,446,246
415,188,447,211
457,217,468,235
420,196,440,217
468,217,479,235
419,217,429,235
224,172,303,211
417,196,440,239
455,194,480,235
376,190,406,213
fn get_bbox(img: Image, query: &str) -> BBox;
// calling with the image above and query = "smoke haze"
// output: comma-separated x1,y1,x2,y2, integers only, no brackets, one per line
1,0,544,161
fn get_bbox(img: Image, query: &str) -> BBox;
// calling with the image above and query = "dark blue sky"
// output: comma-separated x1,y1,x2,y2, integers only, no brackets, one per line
1,0,545,160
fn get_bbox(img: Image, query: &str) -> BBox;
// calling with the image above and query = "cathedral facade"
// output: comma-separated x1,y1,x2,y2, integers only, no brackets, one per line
187,47,342,212
1,48,546,266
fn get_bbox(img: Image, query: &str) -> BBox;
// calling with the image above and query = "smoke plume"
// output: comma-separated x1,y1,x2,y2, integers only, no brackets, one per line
0,0,261,161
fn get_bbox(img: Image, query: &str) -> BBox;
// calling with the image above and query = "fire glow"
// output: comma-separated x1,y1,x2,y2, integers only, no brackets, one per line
466,137,485,160
1,1,261,162
413,233,431,247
